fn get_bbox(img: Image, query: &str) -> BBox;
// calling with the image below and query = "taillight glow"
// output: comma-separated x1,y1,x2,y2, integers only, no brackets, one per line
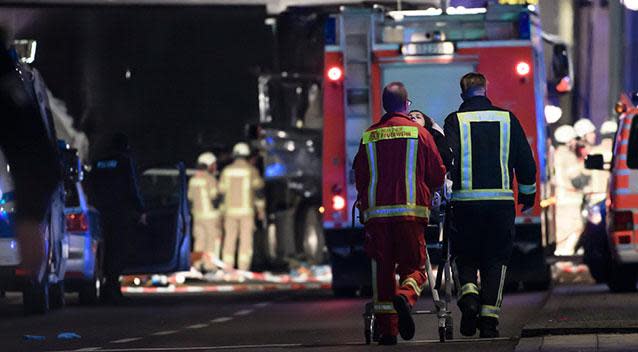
66,213,88,233
516,61,531,76
332,195,346,211
327,66,343,81
613,210,633,232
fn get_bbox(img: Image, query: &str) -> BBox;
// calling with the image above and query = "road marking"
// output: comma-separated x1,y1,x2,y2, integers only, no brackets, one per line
185,324,208,329
233,309,253,316
150,330,178,336
74,348,101,351
210,317,233,323
110,337,143,344
253,302,270,308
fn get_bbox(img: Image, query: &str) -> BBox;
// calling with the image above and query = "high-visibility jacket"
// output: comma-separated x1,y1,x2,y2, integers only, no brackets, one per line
443,96,536,205
353,112,446,224
188,170,220,220
219,159,264,217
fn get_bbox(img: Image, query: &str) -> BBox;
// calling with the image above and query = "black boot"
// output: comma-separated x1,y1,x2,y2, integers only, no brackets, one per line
458,294,480,337
479,316,500,338
392,295,415,340
378,335,398,345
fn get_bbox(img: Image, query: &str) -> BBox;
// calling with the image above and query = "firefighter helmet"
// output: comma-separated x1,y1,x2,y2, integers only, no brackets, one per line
600,120,618,137
554,125,577,144
574,118,596,138
232,143,251,158
197,152,217,167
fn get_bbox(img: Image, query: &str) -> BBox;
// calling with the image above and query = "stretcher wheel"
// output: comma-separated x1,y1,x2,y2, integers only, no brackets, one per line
438,326,446,342
363,302,375,345
445,317,454,340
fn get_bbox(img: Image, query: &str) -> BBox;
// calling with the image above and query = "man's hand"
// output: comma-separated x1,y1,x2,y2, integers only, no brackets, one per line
16,220,46,282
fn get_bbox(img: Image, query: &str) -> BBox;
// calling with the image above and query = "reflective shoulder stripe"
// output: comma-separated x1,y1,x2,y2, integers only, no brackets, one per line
365,204,430,220
457,110,512,190
518,182,537,195
480,305,500,319
366,142,378,208
451,189,514,201
362,126,419,144
459,283,480,298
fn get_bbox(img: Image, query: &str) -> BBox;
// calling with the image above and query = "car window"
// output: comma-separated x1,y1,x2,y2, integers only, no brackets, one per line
627,115,638,169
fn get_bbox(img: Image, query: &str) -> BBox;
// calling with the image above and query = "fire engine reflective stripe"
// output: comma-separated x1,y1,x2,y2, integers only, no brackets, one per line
366,142,378,208
451,189,514,201
459,283,480,298
405,139,418,205
374,301,397,314
365,205,430,220
481,305,500,318
496,265,507,307
362,126,419,144
457,111,511,190
518,182,537,195
401,277,423,296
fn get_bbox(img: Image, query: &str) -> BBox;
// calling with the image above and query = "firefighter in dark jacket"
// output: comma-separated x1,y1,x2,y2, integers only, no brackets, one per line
443,73,536,338
88,133,146,303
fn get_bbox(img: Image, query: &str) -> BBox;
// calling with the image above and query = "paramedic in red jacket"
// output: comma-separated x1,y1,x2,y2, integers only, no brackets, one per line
353,82,446,345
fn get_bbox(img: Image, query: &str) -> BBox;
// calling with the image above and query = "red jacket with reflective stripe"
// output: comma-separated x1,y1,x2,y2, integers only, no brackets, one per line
353,113,446,224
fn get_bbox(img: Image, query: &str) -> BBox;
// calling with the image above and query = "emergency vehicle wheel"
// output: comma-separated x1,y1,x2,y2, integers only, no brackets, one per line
607,263,638,292
80,247,103,305
49,281,65,309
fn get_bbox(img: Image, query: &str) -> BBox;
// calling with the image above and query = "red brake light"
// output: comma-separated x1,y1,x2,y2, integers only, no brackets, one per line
516,61,530,76
327,66,343,82
613,211,633,232
332,195,346,211
66,213,88,233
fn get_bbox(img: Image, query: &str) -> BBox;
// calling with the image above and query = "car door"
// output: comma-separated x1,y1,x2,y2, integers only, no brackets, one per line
122,162,191,274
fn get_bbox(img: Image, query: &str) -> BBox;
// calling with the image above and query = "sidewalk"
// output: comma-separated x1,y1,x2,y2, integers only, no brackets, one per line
516,283,638,351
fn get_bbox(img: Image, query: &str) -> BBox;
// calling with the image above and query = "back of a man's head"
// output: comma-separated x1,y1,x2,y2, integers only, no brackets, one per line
460,72,487,97
382,82,408,113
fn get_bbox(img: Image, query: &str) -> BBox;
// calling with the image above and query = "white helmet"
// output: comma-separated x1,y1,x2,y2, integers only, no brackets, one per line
232,142,251,158
574,118,596,138
197,152,217,167
600,120,618,136
554,125,577,144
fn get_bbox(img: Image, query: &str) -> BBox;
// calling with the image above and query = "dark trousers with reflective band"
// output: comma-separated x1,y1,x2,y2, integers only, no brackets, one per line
450,202,514,319
365,221,428,337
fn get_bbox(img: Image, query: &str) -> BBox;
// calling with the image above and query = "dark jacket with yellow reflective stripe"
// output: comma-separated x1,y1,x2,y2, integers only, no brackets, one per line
443,96,536,206
354,113,446,224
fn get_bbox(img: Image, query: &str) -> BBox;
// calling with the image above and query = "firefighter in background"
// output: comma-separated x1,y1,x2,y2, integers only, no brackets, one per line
354,82,446,345
574,118,597,158
444,73,536,338
219,143,265,271
188,152,221,272
89,133,146,303
553,125,583,256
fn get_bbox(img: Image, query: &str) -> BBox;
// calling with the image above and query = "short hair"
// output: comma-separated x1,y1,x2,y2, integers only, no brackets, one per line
382,82,408,113
460,72,487,95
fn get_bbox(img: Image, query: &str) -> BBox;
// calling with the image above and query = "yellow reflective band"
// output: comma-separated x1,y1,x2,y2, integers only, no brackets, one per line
401,277,423,296
480,305,500,319
362,126,419,144
518,183,537,195
460,283,480,298
457,111,511,191
365,205,430,221
374,301,397,314
405,139,418,205
451,189,514,201
366,142,378,208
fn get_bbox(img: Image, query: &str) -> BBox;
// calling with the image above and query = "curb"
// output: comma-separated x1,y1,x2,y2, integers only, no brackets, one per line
521,327,638,338
122,282,331,294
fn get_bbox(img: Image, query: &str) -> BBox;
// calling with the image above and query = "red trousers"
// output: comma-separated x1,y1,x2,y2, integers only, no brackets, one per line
364,221,428,337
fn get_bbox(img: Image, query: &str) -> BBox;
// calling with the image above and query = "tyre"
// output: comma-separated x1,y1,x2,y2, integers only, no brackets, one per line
607,262,638,292
49,281,65,310
23,281,49,315
297,207,325,265
523,264,552,291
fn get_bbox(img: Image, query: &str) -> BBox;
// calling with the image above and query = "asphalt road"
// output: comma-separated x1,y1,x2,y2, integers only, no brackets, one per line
0,287,547,352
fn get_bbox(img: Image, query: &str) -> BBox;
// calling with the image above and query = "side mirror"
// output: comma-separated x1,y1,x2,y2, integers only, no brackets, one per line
585,154,605,170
